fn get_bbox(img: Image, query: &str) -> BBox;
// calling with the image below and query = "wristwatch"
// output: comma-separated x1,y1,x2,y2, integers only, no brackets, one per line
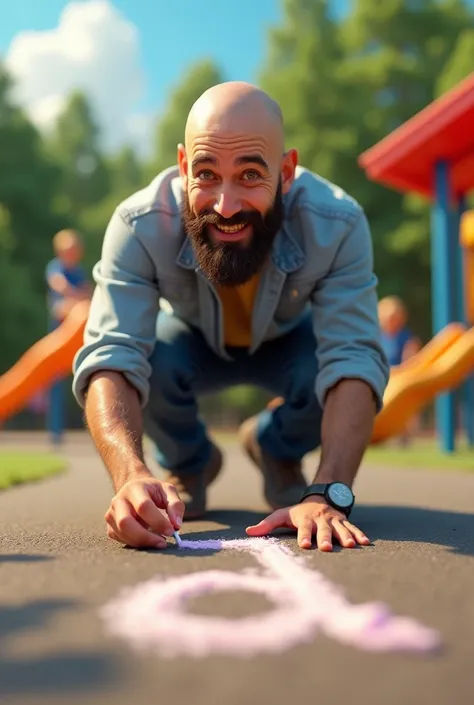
300,482,355,517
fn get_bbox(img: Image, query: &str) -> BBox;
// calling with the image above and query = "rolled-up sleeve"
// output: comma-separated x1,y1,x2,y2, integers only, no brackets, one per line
311,210,390,410
72,208,160,408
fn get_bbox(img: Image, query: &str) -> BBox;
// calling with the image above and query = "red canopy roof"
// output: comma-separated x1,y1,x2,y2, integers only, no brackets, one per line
358,72,474,200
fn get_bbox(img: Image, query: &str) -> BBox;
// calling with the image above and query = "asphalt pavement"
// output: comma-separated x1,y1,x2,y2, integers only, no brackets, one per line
0,430,472,705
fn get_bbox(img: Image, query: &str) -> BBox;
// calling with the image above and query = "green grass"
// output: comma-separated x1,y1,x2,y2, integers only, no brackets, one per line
208,430,473,472
363,440,474,471
0,451,66,489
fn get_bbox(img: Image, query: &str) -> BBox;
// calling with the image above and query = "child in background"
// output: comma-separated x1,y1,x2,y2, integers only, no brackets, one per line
46,229,91,325
378,296,421,367
378,296,422,444
44,229,91,444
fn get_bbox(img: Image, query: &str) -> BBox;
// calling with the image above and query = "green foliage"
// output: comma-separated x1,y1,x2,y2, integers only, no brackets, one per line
260,0,473,341
151,59,224,175
0,65,65,368
435,29,474,97
107,145,145,196
2,0,474,425
48,91,110,216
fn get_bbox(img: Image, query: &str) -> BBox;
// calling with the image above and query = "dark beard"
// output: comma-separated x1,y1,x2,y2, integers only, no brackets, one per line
181,181,284,287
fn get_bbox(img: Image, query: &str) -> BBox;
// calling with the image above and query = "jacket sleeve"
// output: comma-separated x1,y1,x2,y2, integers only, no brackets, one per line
311,210,390,410
72,208,160,409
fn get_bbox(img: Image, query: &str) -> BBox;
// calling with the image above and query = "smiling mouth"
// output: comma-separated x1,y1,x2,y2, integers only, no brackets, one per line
214,223,247,233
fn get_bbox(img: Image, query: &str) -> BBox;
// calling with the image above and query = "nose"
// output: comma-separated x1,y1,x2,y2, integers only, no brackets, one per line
213,189,242,220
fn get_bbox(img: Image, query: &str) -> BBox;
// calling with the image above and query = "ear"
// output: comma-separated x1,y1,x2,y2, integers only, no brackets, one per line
177,143,188,186
281,148,298,195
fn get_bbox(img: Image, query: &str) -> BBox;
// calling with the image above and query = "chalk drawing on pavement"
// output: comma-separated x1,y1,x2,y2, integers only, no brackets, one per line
100,537,441,659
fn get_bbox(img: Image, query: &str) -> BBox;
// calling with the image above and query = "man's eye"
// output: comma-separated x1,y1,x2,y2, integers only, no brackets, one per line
242,170,261,181
197,170,215,181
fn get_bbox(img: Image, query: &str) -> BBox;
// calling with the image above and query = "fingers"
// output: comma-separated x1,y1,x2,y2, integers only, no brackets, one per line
315,518,333,552
128,484,174,536
331,519,356,549
160,482,185,530
297,518,313,550
245,509,291,536
105,498,168,550
343,520,371,546
104,477,186,549
316,517,370,552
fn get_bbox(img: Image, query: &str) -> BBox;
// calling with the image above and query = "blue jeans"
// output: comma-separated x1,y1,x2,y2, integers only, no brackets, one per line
143,311,323,475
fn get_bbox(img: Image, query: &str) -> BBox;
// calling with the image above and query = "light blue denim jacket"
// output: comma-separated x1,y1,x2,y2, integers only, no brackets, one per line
72,165,389,410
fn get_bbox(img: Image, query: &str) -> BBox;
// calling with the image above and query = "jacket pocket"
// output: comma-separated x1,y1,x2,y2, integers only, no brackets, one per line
274,279,315,321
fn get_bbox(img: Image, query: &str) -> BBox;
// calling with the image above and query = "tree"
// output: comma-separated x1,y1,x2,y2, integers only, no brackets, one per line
435,30,474,97
259,0,474,340
108,145,144,197
150,59,224,176
49,91,110,216
0,64,65,369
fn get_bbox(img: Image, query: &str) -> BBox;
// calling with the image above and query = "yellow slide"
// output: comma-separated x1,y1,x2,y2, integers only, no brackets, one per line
0,301,89,422
371,324,474,443
268,323,474,444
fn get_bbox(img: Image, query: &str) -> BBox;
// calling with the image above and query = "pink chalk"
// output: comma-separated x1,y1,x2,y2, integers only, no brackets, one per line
100,537,441,658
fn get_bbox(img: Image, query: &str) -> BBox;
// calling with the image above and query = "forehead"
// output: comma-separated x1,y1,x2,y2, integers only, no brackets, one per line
188,130,278,169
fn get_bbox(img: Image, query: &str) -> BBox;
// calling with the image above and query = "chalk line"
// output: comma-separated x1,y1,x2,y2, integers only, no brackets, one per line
100,537,441,658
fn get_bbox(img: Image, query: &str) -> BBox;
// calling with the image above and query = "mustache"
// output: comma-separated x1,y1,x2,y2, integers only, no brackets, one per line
192,210,268,229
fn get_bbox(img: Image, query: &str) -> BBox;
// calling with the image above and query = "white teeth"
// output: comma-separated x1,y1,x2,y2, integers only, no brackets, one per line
215,223,247,233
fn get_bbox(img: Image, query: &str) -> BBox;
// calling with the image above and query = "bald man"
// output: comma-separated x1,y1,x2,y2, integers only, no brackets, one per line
73,82,389,553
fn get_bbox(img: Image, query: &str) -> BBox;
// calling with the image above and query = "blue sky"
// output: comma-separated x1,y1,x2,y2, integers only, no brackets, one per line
0,0,349,117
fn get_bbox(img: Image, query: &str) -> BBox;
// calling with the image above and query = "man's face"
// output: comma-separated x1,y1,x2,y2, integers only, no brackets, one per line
178,134,297,287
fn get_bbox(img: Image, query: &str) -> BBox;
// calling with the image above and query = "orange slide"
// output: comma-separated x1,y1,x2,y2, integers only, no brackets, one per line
0,301,90,422
371,324,474,443
2,297,474,440
268,322,474,444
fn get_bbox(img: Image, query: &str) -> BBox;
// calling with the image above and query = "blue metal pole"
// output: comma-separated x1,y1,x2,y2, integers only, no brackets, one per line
46,316,65,446
431,160,456,453
48,377,65,445
457,195,474,447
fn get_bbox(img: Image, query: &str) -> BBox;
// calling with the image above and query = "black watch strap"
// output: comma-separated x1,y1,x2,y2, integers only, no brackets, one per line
300,484,329,502
300,482,354,517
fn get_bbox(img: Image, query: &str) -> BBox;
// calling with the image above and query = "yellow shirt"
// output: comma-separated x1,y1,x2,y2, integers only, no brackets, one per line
215,273,261,347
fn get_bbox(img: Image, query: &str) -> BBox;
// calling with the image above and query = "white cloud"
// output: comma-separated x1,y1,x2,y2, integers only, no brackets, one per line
4,0,154,154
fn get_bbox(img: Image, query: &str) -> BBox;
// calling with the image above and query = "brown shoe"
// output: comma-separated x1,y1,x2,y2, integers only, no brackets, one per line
239,416,308,510
163,443,223,519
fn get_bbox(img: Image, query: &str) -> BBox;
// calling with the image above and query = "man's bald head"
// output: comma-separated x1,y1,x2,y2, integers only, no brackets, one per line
177,81,298,287
185,81,284,153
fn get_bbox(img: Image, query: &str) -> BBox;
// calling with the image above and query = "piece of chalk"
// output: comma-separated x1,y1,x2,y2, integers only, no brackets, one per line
173,531,182,546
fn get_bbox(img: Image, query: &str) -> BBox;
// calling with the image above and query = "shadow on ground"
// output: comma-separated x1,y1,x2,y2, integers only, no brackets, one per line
352,505,474,556
160,505,474,557
0,597,124,697
0,554,54,563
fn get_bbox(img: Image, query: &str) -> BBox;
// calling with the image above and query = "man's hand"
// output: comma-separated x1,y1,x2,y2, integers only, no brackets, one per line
246,496,370,552
105,476,185,549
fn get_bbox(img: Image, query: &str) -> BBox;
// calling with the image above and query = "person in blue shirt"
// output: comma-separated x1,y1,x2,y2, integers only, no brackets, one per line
378,296,420,367
378,296,421,445
46,229,91,325
44,229,91,443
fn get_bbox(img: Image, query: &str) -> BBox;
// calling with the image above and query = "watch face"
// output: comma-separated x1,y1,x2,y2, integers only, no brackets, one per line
328,482,353,508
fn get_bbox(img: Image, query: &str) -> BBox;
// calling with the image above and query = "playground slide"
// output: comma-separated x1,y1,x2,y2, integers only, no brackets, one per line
2,300,473,442
268,323,473,443
371,326,474,443
387,322,466,377
0,301,90,422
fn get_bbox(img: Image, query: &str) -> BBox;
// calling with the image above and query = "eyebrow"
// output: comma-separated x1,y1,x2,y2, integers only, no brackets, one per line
191,154,269,170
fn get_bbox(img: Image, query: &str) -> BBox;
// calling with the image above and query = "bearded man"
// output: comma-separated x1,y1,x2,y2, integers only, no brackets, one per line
72,81,389,553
